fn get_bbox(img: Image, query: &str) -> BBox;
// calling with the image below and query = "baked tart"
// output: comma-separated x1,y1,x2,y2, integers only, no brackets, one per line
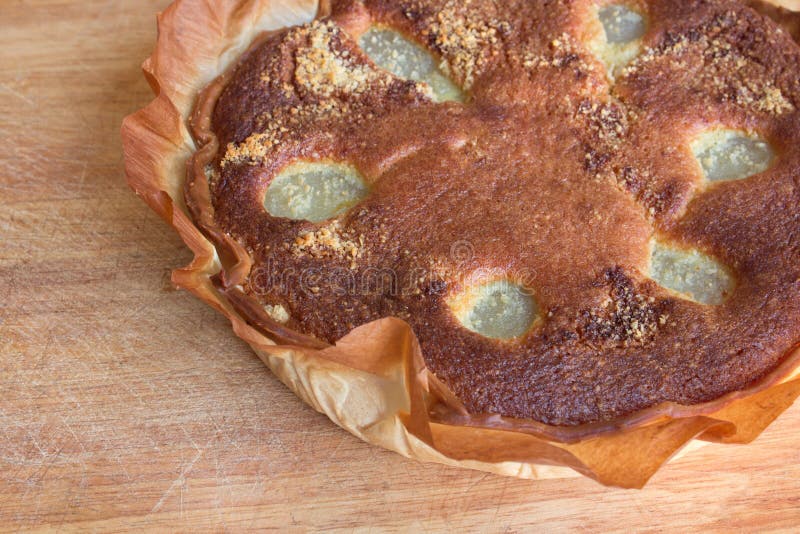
123,0,800,487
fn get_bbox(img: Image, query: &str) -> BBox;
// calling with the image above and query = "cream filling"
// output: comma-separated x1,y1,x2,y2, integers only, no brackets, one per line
359,27,464,103
264,161,369,222
448,279,538,340
649,241,734,305
691,129,775,183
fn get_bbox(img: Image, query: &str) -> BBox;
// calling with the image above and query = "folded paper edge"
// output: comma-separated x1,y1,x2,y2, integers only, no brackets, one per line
120,0,800,488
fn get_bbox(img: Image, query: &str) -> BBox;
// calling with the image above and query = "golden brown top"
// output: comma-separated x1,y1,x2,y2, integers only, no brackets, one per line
189,0,800,426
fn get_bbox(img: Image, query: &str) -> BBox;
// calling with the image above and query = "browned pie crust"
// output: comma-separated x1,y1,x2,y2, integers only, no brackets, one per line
186,0,800,427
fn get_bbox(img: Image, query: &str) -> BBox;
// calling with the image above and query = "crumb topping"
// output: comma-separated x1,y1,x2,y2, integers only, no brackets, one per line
223,101,345,166
577,98,634,150
582,268,670,345
421,0,509,89
522,33,598,76
288,221,365,269
294,20,385,98
223,20,419,167
622,12,795,115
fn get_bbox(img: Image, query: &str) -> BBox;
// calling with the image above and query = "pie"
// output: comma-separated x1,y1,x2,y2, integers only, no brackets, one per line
123,0,800,487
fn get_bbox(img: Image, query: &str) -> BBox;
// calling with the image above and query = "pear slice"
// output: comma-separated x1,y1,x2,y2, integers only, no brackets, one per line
649,241,734,305
449,279,538,339
265,161,368,222
692,129,775,183
591,4,647,77
359,27,464,102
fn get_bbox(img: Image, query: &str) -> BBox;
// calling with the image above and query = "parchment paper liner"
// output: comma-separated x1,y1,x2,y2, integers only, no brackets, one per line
122,0,800,488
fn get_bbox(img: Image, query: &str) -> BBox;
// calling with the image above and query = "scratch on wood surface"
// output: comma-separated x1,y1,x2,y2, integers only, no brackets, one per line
0,83,35,107
465,472,491,493
150,449,203,514
489,477,510,527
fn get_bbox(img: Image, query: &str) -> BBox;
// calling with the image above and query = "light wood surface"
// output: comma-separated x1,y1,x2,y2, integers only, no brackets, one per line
1,1,799,531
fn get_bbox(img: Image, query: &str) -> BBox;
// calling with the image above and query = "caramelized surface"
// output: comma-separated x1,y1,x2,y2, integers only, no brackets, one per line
193,0,800,425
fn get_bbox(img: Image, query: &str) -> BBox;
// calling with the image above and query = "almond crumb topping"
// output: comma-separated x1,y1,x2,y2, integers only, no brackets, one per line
422,0,509,89
288,221,364,269
621,13,795,116
294,21,384,98
222,20,415,167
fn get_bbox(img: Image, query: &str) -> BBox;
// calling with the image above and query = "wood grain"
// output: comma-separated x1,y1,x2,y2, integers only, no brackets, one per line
0,1,799,531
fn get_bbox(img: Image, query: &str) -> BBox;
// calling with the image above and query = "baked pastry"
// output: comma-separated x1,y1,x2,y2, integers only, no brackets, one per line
123,0,800,487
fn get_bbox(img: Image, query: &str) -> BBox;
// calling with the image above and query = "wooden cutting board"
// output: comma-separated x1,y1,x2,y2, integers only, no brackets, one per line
1,1,799,530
